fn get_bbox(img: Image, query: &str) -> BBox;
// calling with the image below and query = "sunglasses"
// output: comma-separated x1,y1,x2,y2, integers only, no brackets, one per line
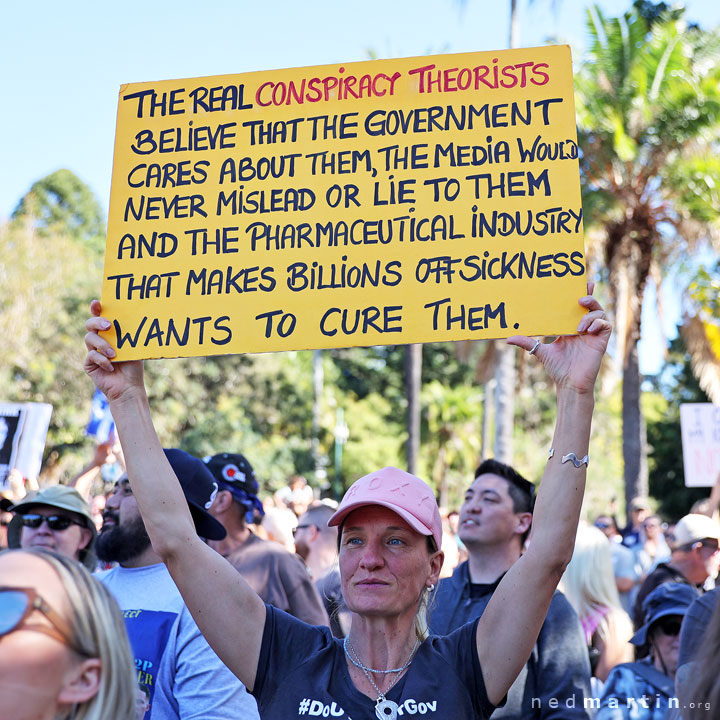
292,524,317,537
654,618,682,637
0,586,85,654
20,514,83,532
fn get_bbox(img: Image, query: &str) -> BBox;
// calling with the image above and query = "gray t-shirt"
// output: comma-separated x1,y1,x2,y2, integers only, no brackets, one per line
99,563,259,720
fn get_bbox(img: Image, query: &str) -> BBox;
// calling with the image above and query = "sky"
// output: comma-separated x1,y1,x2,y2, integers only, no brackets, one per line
2,0,719,372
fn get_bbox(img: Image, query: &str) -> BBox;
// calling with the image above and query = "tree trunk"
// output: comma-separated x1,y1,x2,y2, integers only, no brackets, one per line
405,343,423,474
481,378,495,461
494,345,516,463
311,349,326,486
487,2,520,466
606,219,653,525
433,443,449,509
623,339,649,524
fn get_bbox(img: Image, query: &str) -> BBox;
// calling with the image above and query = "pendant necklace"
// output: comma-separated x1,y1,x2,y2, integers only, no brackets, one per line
343,636,419,720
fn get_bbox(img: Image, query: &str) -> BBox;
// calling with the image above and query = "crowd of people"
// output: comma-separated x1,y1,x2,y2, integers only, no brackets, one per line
0,291,719,719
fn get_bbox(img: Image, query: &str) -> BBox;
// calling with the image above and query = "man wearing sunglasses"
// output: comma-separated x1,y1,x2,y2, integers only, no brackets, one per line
5,485,97,570
430,459,591,719
633,513,720,630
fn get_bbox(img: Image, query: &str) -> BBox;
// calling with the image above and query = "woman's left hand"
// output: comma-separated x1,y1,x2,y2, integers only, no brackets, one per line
507,283,611,395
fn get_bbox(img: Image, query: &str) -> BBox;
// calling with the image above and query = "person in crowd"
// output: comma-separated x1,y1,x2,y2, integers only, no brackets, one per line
439,518,461,578
594,514,639,616
261,504,301,551
70,438,125,502
621,498,650,551
633,513,720,629
89,492,107,532
84,289,609,719
561,524,634,683
0,492,14,548
94,451,260,720
294,500,351,636
635,515,671,577
674,585,718,707
203,452,329,626
677,586,720,719
6,485,98,571
0,547,136,720
431,458,592,719
274,474,315,517
4,467,31,498
597,583,697,719
688,470,720,522
445,509,468,566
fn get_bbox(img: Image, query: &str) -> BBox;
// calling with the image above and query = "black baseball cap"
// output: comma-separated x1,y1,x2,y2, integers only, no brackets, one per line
164,449,227,541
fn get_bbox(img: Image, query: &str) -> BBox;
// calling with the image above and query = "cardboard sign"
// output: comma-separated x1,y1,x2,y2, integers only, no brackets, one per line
0,402,52,487
680,403,720,487
103,45,586,360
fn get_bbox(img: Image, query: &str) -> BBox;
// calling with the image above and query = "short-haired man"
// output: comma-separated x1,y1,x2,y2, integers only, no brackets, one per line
96,448,259,720
6,485,97,570
430,459,591,719
294,501,350,637
203,453,329,626
633,513,720,629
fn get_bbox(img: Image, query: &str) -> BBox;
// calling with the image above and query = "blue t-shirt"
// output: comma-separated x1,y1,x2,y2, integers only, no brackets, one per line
253,605,497,719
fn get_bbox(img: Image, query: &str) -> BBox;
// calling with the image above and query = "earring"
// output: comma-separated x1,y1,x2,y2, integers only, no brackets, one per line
426,583,435,592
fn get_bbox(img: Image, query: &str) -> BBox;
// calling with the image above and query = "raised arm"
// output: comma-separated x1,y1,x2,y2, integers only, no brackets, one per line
69,440,117,501
476,286,611,706
83,300,266,690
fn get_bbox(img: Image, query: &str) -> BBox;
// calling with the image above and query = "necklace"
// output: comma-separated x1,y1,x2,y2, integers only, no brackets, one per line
343,636,418,720
343,636,417,674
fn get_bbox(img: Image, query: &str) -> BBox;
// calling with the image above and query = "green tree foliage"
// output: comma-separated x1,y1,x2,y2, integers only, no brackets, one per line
0,218,102,477
576,2,720,513
12,169,106,252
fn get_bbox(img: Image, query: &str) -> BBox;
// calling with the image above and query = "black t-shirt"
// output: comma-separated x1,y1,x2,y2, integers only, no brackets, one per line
253,605,497,719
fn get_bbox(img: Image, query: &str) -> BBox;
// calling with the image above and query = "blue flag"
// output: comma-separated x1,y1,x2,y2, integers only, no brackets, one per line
86,389,115,443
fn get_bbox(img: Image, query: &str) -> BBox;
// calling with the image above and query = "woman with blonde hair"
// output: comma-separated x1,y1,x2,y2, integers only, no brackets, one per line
561,524,634,683
0,547,136,720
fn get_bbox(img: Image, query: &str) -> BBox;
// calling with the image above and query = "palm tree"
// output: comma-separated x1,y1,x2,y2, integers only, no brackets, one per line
454,0,563,464
405,343,422,474
576,3,720,515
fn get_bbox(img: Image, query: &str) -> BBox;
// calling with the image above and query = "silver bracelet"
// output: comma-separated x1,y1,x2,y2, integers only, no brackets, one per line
548,448,590,467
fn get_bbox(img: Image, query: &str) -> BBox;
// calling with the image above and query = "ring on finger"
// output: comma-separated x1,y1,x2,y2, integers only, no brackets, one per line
528,339,541,356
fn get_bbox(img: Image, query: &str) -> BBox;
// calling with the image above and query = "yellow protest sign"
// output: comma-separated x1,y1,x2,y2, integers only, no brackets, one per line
103,45,586,359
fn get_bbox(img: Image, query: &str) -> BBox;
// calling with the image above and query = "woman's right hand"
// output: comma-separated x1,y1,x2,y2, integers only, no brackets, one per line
84,299,145,403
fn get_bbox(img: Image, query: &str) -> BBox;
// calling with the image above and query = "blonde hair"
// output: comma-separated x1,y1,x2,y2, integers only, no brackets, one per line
560,524,631,647
415,585,437,641
16,548,136,720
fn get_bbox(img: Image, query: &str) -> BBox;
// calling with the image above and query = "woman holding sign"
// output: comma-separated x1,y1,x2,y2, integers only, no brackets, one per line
83,286,610,720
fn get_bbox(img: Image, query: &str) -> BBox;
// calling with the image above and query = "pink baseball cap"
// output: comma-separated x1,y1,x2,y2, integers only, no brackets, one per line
328,467,442,550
